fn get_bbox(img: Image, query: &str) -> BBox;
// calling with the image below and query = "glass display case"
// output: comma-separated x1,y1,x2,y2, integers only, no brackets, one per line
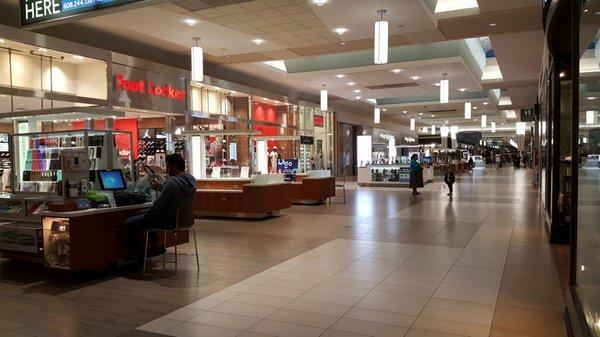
42,217,70,269
11,129,134,196
370,165,411,184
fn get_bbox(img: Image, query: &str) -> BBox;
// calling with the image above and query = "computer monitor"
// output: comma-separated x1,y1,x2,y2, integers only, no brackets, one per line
97,170,126,191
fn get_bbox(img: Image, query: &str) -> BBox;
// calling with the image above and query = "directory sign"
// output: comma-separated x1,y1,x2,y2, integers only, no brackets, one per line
21,0,144,27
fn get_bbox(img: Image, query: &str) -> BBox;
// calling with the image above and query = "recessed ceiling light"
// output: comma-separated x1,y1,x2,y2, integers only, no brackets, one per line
403,110,407,114
354,89,362,93
595,11,600,15
584,9,589,13
340,42,347,45
474,118,478,121
38,48,48,52
72,55,84,60
559,72,566,78
588,97,597,100
184,19,198,27
0,39,4,43
391,69,402,74
347,82,356,86
334,27,348,35
419,113,424,116
355,96,362,100
459,88,467,92
314,0,327,6
252,38,265,45
489,23,497,27
336,74,345,79
411,76,420,81
382,109,387,112
431,114,435,117
445,120,449,123
473,106,478,109
483,102,489,105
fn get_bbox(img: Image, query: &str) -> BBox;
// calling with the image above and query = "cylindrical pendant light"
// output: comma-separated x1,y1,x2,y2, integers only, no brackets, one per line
191,38,204,82
481,114,487,128
374,10,388,64
431,125,436,135
440,73,449,103
464,102,471,119
491,122,496,133
410,118,415,131
320,84,328,111
440,126,449,137
586,110,595,125
374,108,381,124
516,122,526,135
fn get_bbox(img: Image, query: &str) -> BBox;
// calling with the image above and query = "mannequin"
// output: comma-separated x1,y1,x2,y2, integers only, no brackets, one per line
269,146,279,173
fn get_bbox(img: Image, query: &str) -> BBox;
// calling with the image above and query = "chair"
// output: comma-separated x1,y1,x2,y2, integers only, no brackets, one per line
142,199,199,275
330,175,347,204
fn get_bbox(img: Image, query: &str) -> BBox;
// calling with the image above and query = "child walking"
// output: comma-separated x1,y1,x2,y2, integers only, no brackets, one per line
444,168,456,196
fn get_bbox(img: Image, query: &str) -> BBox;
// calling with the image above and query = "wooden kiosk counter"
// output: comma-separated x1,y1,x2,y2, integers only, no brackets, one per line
194,175,292,218
0,203,188,272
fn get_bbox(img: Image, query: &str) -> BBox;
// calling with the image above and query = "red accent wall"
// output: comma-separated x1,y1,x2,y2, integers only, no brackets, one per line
73,118,139,159
252,102,278,148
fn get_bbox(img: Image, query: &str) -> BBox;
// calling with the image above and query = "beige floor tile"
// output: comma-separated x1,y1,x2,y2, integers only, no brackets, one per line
248,319,325,337
413,317,490,337
262,278,319,290
344,307,416,327
284,299,351,316
247,284,306,298
404,328,470,337
186,298,225,311
137,317,182,334
268,308,339,328
330,317,409,337
299,290,362,306
230,292,291,308
322,330,372,337
165,322,241,337
420,305,493,326
163,308,204,321
189,311,261,330
210,302,277,319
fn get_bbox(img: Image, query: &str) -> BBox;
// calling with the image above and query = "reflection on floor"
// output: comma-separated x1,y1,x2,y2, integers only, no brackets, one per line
0,168,566,337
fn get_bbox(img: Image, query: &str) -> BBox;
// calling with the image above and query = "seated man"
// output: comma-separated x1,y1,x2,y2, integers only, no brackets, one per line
123,154,196,259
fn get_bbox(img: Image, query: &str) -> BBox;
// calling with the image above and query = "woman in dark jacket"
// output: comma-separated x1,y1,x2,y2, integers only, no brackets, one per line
409,154,424,195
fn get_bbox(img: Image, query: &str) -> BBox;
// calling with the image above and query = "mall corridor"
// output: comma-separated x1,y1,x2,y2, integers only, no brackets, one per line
0,169,567,337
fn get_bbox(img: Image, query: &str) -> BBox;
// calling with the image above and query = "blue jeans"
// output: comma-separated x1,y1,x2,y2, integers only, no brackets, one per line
122,211,168,257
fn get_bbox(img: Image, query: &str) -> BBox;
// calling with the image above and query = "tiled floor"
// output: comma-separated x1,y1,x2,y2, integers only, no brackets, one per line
0,168,567,337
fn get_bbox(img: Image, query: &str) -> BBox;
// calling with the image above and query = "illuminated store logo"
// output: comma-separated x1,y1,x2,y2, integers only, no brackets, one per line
115,74,186,101
21,0,143,27
404,137,416,143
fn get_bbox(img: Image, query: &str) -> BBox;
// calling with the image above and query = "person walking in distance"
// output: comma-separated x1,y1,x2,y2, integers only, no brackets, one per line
409,154,424,195
444,168,456,197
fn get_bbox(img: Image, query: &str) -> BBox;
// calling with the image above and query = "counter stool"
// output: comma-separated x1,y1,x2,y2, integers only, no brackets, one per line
142,199,199,275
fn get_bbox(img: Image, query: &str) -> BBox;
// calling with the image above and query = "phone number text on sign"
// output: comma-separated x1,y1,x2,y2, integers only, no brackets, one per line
62,0,117,11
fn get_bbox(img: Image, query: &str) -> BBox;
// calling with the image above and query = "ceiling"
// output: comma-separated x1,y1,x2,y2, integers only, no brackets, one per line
2,0,600,135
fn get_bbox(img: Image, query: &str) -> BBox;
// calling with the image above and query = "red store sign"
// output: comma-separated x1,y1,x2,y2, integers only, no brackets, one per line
115,74,186,101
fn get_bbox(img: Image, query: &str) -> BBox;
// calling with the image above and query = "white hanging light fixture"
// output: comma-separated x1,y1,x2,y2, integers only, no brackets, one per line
431,125,436,135
586,110,595,125
191,38,204,82
320,84,328,111
450,125,458,139
516,122,526,135
491,122,496,133
410,118,416,131
440,126,449,138
440,73,449,103
481,114,487,128
374,10,388,64
374,108,381,124
464,102,471,119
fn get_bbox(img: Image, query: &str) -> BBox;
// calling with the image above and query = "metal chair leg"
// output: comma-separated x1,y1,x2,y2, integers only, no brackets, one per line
191,228,200,270
142,231,149,276
174,231,178,272
343,186,346,204
162,230,167,270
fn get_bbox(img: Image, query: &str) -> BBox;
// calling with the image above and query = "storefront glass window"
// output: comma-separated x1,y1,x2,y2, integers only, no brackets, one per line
576,24,600,337
0,38,107,99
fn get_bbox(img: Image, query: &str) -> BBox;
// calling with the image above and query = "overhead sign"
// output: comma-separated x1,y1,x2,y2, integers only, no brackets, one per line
21,0,143,27
115,74,186,101
520,108,535,122
112,64,188,113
